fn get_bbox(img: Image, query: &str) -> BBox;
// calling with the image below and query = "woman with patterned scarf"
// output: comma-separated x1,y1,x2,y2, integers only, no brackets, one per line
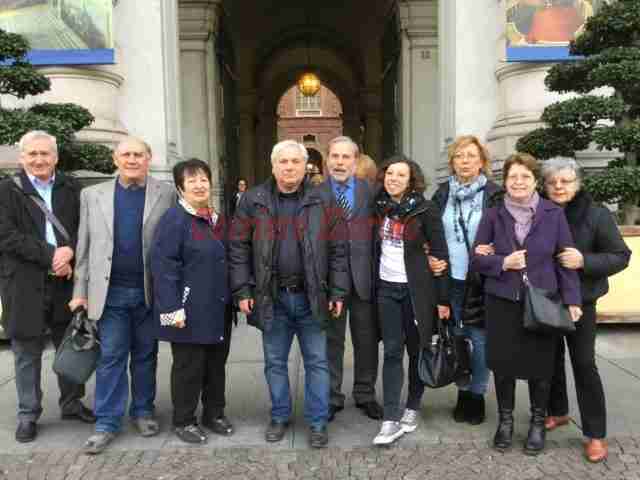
431,136,503,426
470,153,582,455
150,158,235,444
371,155,450,446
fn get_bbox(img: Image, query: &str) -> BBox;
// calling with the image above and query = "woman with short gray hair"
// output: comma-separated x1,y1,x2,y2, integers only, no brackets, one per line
542,156,631,463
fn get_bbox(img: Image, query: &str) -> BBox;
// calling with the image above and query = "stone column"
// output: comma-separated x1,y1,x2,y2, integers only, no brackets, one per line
399,0,439,185
238,90,258,186
179,0,223,201
343,114,362,147
257,113,278,182
441,0,500,165
361,89,383,163
11,67,127,147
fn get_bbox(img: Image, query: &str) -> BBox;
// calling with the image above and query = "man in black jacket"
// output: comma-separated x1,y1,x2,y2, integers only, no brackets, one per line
320,136,383,422
229,139,349,448
0,131,95,444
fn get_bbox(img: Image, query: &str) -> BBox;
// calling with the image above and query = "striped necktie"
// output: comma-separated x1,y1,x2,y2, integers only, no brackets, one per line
336,184,352,219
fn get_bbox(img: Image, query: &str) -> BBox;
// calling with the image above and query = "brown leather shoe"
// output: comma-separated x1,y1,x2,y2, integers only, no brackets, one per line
544,415,569,431
585,439,608,463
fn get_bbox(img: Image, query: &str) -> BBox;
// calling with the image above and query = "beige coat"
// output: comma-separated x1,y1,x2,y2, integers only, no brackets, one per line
72,176,175,321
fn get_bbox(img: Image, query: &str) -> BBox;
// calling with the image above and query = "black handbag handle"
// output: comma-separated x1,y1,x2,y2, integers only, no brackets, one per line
70,308,99,351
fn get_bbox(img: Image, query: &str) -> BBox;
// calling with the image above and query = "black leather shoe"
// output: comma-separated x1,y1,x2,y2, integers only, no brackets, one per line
202,416,234,436
328,404,344,422
356,401,383,420
265,420,289,442
15,421,37,443
309,425,328,448
61,404,97,424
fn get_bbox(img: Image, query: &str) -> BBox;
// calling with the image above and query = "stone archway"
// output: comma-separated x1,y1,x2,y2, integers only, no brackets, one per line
306,147,324,174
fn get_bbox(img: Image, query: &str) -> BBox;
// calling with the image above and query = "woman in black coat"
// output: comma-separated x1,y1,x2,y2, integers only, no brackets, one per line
371,155,450,446
542,157,631,463
151,159,234,445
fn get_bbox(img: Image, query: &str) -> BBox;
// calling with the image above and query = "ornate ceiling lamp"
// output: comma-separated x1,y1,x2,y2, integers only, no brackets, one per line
298,71,321,97
297,12,321,97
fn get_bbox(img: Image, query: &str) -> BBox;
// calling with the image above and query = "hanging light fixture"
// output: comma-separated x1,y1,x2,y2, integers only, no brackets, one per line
298,71,321,97
297,13,321,97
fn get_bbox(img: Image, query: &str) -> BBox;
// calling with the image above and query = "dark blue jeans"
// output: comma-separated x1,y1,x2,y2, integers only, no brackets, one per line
262,291,329,429
449,279,490,396
377,280,424,421
95,286,158,433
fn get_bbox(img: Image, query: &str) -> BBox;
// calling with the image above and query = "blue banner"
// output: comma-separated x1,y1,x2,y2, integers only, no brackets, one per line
506,0,609,62
0,0,114,65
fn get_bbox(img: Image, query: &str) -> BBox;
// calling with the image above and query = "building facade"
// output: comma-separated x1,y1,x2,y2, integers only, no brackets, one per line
0,0,615,202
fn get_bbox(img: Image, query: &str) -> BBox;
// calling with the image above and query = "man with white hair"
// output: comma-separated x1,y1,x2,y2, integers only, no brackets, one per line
0,130,95,443
69,136,175,454
229,139,349,448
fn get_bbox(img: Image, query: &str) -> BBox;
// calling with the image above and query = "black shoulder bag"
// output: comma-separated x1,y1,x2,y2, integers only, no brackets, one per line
521,270,576,335
457,201,485,327
508,236,576,335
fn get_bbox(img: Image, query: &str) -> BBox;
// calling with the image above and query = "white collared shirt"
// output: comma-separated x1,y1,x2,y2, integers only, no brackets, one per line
26,173,57,247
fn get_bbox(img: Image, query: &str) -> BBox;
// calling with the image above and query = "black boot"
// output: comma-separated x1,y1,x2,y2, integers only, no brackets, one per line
453,390,471,423
493,409,514,451
466,393,486,425
524,407,546,455
453,336,472,388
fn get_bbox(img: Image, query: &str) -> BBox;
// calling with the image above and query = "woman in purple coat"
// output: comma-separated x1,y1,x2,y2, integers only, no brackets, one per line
470,153,582,455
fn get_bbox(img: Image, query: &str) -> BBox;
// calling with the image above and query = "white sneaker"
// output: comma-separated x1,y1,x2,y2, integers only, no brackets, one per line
373,421,405,445
400,408,419,433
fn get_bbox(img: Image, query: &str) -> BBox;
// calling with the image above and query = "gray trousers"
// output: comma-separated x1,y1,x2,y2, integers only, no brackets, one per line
11,281,85,423
327,290,379,407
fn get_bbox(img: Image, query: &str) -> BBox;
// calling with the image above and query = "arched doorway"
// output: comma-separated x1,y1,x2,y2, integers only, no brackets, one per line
219,0,393,185
272,83,344,178
306,147,324,174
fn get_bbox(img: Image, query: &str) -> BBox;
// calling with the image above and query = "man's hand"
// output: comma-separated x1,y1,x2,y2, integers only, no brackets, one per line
329,300,343,318
503,250,527,271
428,256,448,276
437,305,450,320
475,244,495,256
54,263,73,280
557,247,584,270
68,297,88,312
568,305,583,323
239,298,254,314
52,246,74,272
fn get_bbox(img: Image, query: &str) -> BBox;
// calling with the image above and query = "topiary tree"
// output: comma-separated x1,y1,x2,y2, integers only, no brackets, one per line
0,29,114,174
516,0,640,223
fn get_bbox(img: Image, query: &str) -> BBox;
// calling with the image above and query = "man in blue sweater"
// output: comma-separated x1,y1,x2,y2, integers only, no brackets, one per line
70,137,175,454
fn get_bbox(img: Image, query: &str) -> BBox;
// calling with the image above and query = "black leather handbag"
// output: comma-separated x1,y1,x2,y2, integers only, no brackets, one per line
418,320,458,388
522,272,576,335
52,308,100,384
